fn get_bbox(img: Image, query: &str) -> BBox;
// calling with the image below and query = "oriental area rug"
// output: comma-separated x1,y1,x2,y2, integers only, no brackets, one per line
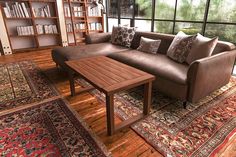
0,99,111,157
0,61,59,112
0,61,111,157
77,77,236,157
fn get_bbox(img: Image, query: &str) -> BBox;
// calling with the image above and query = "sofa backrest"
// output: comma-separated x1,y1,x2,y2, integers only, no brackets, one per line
131,31,236,55
131,31,175,54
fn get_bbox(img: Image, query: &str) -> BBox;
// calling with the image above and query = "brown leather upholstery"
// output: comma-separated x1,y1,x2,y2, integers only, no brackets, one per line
131,31,175,54
52,43,129,69
108,50,188,84
52,32,236,103
187,50,236,102
85,32,111,44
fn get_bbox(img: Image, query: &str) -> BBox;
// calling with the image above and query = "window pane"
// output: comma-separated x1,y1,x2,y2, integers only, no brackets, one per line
154,21,173,34
174,22,203,34
120,0,134,18
120,19,131,27
135,20,151,31
205,24,236,43
176,0,206,21
155,0,175,20
208,0,236,22
107,0,118,17
135,0,152,19
108,18,118,32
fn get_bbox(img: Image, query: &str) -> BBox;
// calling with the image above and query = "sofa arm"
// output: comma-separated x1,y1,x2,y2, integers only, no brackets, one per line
187,50,236,102
85,33,111,44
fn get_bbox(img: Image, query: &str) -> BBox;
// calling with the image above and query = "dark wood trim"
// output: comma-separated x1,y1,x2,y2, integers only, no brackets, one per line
172,0,178,34
151,0,155,32
202,0,211,35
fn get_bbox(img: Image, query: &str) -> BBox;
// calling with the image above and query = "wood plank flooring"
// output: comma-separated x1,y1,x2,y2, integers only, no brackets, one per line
0,49,235,157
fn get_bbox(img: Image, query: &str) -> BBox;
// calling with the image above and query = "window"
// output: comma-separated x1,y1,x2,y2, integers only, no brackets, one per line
175,22,203,34
154,21,173,34
120,0,134,18
176,0,207,21
135,0,152,19
135,20,152,31
208,0,236,22
155,0,175,20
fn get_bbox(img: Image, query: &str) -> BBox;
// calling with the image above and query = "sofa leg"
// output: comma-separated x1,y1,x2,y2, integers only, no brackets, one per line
183,101,187,109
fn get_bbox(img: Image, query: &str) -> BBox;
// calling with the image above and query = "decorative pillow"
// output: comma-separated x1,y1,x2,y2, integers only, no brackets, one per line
186,34,218,64
111,26,119,44
167,31,197,63
111,26,136,48
137,37,161,54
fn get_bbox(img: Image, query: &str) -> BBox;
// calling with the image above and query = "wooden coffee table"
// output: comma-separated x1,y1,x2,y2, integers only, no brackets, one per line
66,56,155,136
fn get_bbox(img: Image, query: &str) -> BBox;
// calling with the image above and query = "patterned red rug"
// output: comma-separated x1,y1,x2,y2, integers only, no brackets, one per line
0,98,111,156
0,61,59,112
77,77,236,157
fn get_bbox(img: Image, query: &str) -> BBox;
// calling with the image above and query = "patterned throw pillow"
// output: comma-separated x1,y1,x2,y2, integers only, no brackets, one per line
111,26,136,48
167,31,197,63
137,37,161,54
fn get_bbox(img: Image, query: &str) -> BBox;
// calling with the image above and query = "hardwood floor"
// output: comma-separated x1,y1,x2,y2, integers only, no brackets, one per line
0,49,235,157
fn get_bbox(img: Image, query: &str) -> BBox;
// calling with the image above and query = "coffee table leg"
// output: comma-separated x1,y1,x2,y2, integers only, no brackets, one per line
68,71,75,96
106,94,114,136
143,82,152,115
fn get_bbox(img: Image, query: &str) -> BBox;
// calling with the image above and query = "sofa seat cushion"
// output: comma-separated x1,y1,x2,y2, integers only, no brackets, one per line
52,43,130,65
108,50,189,85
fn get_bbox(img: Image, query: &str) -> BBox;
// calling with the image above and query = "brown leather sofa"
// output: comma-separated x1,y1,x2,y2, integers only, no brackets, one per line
51,31,236,106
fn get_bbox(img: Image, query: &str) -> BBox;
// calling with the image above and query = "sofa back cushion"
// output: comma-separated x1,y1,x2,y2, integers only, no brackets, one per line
131,31,174,54
137,37,161,54
131,31,236,56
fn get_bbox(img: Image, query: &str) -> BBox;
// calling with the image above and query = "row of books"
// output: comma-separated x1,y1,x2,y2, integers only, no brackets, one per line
66,23,86,32
36,24,58,34
87,6,101,17
64,7,71,17
32,5,52,17
3,2,31,18
17,26,34,36
73,6,84,17
88,22,102,31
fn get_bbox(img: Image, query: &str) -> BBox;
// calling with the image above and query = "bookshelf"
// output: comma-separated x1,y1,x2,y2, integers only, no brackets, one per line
63,0,104,46
0,0,105,54
0,0,62,53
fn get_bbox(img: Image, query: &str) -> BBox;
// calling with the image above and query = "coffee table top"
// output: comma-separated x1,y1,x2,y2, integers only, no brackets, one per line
66,56,155,95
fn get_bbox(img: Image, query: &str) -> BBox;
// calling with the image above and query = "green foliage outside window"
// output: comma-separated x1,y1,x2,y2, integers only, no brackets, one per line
134,0,236,43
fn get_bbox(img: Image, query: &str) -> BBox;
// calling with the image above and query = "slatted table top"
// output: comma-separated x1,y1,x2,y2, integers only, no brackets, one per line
66,56,155,95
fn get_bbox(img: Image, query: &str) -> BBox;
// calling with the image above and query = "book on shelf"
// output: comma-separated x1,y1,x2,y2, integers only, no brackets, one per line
3,2,31,18
73,6,84,17
87,6,101,17
64,6,71,17
89,22,102,31
17,26,34,36
36,24,58,34
32,5,51,17
66,23,86,32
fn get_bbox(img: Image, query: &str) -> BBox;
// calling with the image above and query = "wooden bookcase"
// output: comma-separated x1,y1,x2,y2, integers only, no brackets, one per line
63,0,104,46
0,0,104,54
0,0,62,53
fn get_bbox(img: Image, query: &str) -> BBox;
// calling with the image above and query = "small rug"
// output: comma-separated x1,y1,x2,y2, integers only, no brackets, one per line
0,98,111,157
0,61,59,112
77,77,236,157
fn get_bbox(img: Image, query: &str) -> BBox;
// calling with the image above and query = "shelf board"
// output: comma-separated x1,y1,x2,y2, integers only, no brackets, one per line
75,29,87,33
88,16,103,18
89,30,103,33
31,0,56,3
10,35,35,38
5,17,32,20
37,33,60,36
34,17,58,19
